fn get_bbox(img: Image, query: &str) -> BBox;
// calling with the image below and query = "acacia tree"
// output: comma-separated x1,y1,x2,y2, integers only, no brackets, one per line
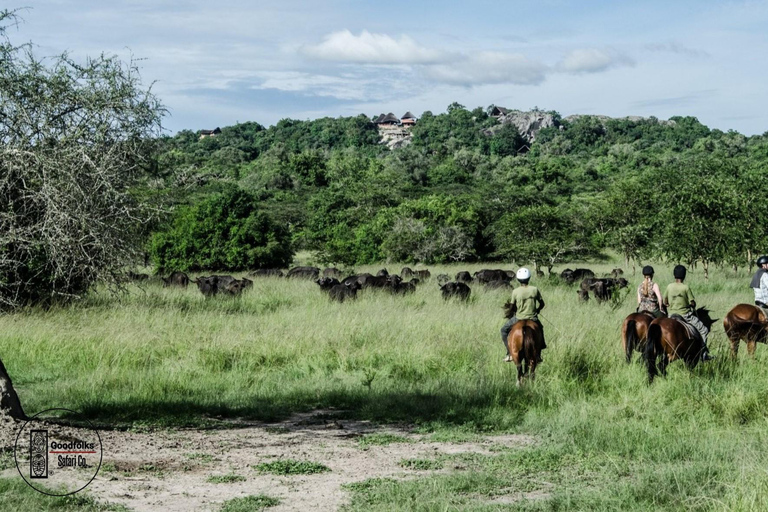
0,10,165,309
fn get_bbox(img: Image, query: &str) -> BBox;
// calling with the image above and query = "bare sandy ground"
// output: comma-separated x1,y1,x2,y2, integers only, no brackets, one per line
1,411,537,511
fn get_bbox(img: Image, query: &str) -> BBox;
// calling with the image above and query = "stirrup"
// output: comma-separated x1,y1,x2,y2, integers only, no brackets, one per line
503,355,513,363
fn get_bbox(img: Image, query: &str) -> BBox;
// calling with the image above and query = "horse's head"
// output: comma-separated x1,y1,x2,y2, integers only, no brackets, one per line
696,307,718,330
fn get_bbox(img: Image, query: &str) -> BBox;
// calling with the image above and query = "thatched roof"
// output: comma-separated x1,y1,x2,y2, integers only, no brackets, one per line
373,113,386,124
401,111,416,120
379,113,400,124
490,106,508,117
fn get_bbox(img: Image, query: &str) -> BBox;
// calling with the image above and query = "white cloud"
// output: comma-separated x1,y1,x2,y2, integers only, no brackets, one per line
424,52,548,86
645,42,710,58
557,48,635,74
256,71,371,100
301,30,449,64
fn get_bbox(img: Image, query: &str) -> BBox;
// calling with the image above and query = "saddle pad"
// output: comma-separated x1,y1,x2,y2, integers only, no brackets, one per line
670,314,701,342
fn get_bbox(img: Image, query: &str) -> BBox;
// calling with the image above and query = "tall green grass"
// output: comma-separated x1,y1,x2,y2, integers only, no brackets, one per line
1,261,767,509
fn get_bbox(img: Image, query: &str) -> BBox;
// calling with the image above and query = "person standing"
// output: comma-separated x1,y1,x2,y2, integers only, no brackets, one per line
662,265,713,361
500,268,546,363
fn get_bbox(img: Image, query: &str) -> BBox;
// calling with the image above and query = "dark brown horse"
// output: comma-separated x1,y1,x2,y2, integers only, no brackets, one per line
724,304,768,357
622,312,659,363
643,308,716,383
506,320,545,386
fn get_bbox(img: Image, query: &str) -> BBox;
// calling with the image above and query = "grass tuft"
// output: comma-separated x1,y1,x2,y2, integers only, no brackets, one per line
254,459,330,475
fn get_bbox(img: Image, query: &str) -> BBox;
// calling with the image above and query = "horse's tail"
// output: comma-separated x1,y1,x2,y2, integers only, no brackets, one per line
523,325,536,368
625,319,637,364
644,323,661,384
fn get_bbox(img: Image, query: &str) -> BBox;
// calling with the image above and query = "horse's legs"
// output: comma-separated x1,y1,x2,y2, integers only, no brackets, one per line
729,335,740,358
659,352,669,377
529,360,536,383
747,340,757,357
516,364,524,387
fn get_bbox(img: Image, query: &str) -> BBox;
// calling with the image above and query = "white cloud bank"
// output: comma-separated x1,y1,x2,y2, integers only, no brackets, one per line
301,30,449,64
424,52,548,86
557,48,635,74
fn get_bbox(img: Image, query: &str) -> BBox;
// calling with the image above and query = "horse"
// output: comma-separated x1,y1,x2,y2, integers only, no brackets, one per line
724,304,768,357
503,301,545,386
643,308,716,383
622,311,657,363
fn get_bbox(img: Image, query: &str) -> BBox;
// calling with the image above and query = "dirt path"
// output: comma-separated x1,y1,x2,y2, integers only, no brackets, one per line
2,411,535,511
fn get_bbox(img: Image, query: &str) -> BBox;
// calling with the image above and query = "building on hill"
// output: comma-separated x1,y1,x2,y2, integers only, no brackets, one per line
490,106,509,117
400,111,417,126
374,113,400,126
199,127,221,139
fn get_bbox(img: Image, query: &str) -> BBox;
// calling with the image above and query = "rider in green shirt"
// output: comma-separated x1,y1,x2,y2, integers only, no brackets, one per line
662,265,713,361
500,268,546,363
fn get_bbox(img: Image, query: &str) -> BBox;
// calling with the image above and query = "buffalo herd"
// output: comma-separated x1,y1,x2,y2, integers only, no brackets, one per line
147,265,628,303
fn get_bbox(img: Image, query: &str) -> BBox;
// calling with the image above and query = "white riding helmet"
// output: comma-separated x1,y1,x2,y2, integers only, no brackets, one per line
516,268,531,281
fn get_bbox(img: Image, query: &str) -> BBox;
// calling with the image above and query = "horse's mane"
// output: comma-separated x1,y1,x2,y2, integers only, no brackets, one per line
503,301,516,319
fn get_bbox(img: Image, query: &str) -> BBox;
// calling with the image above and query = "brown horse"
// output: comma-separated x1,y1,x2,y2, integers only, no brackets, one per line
506,320,545,386
724,304,768,357
622,312,658,363
643,308,716,383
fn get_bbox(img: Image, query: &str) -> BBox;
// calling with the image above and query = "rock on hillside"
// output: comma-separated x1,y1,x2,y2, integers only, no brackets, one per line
494,110,559,142
378,126,412,149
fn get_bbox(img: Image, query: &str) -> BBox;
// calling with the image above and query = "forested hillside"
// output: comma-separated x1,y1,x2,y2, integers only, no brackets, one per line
146,104,768,272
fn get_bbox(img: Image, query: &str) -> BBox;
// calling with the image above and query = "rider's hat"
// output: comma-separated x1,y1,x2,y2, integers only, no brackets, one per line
757,255,768,266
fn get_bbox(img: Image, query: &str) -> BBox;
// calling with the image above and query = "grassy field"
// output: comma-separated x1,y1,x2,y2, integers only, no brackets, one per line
2,259,768,510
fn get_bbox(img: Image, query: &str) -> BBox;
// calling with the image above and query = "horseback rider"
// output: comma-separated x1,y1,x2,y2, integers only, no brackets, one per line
637,265,665,318
500,268,546,363
751,255,768,316
662,265,713,361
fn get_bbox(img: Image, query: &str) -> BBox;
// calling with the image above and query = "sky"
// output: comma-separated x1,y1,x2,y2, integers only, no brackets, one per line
9,0,768,135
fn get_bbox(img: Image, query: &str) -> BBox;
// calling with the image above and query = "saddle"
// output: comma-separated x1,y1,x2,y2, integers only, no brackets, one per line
670,314,702,343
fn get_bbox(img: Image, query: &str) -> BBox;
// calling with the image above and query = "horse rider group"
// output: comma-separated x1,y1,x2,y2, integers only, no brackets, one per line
499,255,768,363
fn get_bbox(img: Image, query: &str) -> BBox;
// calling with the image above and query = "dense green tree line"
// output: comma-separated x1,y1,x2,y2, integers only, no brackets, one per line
146,104,768,271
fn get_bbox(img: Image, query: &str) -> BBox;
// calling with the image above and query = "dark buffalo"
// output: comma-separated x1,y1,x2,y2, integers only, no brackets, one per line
241,278,253,289
579,277,628,302
316,277,341,291
436,274,451,285
194,276,219,297
610,268,624,278
440,282,471,301
287,266,320,279
455,271,472,283
341,275,362,286
323,267,342,279
385,275,415,295
504,270,516,280
400,267,415,279
409,278,420,286
415,270,431,280
360,274,390,288
223,279,249,296
562,268,595,285
376,268,389,277
484,280,512,290
162,271,190,288
329,282,361,302
249,269,284,278
473,269,507,284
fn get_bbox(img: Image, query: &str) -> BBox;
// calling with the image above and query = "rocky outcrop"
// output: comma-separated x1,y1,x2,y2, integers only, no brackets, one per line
494,110,559,142
378,126,412,150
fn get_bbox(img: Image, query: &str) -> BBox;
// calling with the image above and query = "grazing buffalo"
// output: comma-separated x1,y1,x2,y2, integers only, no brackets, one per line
610,268,624,278
440,282,471,301
455,271,472,283
436,274,451,285
561,268,595,285
409,278,421,286
316,277,341,291
400,267,415,279
473,269,508,284
579,277,628,302
223,279,249,296
376,268,389,277
323,267,342,279
341,275,362,286
329,282,361,302
241,278,253,289
287,266,320,279
162,271,190,288
249,269,284,278
386,278,416,295
194,276,219,297
360,274,390,288
485,280,512,290
415,270,431,280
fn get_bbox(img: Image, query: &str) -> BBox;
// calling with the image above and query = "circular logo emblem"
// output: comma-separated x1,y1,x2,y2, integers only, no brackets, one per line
14,408,103,496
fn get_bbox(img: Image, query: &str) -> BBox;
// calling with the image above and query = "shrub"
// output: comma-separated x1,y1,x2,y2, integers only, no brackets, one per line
149,189,293,272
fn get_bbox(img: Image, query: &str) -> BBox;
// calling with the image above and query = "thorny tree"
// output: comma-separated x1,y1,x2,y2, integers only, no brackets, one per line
0,10,165,309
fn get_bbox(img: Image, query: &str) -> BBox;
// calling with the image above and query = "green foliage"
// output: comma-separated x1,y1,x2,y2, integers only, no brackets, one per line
149,189,293,272
254,459,330,475
207,474,247,484
398,458,444,470
220,495,280,512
